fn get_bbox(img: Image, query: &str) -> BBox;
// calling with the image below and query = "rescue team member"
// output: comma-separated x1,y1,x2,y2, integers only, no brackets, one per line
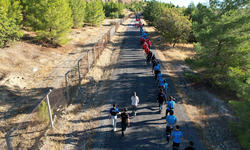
142,41,148,50
166,110,177,143
152,58,158,73
154,63,160,80
140,37,144,45
151,54,156,62
120,108,130,137
171,125,183,150
156,89,166,113
157,70,163,80
109,103,120,131
146,51,153,66
131,92,139,116
147,39,151,48
144,47,150,55
157,75,166,88
165,96,175,118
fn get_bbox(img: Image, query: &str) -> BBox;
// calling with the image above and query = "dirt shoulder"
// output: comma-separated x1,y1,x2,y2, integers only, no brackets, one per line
40,17,132,150
143,23,245,150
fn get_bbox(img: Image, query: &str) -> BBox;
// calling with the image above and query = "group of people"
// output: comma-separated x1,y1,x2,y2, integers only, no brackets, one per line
135,14,144,28
107,16,195,150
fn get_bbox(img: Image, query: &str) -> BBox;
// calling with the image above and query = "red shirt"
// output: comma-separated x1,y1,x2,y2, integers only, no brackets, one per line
144,48,150,54
142,42,148,49
145,38,149,43
148,41,151,46
140,37,144,42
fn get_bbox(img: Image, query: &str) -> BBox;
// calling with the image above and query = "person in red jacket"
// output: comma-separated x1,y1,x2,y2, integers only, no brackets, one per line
145,47,150,55
146,38,151,48
142,42,148,50
140,37,144,45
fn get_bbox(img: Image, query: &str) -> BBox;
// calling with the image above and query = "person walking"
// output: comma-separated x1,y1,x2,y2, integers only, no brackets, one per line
185,141,195,150
165,96,175,118
120,108,130,137
157,76,166,88
166,110,177,143
109,103,120,131
171,125,183,150
154,64,160,80
131,92,139,116
146,51,152,66
156,89,166,113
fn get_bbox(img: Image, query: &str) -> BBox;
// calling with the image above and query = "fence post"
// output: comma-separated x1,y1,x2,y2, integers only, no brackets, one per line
93,45,94,63
5,129,13,150
99,42,100,57
65,71,70,104
87,51,90,72
46,89,53,128
78,59,81,85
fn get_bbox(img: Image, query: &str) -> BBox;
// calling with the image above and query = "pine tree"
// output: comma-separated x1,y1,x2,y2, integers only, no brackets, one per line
68,0,86,28
26,0,73,45
0,0,24,47
85,0,105,26
155,7,192,47
143,0,161,26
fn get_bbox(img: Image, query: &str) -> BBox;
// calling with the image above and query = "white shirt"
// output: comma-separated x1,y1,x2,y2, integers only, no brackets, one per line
131,96,139,106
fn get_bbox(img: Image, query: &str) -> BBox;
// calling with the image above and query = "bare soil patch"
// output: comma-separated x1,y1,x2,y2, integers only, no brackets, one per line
144,24,245,150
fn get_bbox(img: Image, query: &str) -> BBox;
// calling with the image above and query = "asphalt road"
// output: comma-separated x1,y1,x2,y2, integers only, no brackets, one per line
91,18,207,150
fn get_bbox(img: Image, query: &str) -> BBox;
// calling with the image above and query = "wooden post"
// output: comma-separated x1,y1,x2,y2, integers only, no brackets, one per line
78,59,81,85
46,89,53,128
65,71,70,104
87,51,90,72
99,43,100,57
5,129,13,150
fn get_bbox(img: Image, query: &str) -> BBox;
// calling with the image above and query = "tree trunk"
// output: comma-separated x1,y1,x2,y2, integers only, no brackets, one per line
173,40,177,47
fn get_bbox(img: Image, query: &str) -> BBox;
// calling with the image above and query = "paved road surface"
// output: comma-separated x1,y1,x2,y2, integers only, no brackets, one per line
91,18,206,150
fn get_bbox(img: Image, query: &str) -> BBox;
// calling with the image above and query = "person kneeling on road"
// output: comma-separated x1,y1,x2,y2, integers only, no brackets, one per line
166,110,177,143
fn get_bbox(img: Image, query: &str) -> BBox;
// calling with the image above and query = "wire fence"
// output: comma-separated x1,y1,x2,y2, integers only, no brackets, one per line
1,13,134,150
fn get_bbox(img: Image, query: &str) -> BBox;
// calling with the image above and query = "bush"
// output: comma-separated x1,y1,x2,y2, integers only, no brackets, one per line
109,12,118,19
37,101,53,123
119,14,125,18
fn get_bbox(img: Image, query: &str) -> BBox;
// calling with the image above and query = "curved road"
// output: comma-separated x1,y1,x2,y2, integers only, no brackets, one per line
91,18,206,150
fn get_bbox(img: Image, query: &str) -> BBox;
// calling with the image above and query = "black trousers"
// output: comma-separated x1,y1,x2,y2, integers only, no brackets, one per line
122,122,127,137
155,70,160,80
166,126,173,141
166,109,172,117
172,142,180,150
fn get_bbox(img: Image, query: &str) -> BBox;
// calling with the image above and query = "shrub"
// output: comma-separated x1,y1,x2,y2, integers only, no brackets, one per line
37,101,53,123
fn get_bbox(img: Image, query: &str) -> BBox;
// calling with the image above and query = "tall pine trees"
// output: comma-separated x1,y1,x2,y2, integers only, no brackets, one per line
155,7,192,47
0,0,24,47
143,0,161,26
25,0,73,45
68,0,86,28
85,0,105,26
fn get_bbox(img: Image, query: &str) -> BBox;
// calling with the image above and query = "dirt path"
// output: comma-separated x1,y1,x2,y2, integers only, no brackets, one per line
143,22,245,150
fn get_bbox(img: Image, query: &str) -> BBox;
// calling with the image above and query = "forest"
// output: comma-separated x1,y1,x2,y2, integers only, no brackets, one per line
143,0,250,148
0,0,144,46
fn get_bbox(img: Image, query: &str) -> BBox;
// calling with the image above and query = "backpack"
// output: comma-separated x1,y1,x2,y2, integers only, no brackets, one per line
168,101,174,110
111,108,117,116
